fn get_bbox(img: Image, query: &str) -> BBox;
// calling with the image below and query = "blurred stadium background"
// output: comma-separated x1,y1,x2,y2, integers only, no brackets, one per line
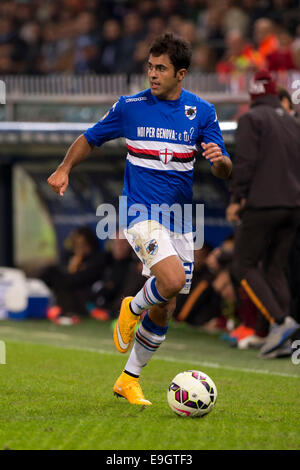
1,0,300,452
0,0,300,311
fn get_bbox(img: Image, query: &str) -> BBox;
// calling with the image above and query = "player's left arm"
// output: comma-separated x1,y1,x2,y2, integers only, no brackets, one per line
201,104,232,180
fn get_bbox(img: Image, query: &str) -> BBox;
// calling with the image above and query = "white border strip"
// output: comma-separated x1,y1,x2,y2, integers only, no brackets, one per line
0,121,237,133
0,122,94,132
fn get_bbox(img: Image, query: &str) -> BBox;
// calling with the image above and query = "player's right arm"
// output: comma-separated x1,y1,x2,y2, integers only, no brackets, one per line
48,97,125,196
47,134,93,196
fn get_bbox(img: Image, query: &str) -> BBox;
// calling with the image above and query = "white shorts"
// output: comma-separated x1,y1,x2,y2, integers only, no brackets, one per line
123,220,194,294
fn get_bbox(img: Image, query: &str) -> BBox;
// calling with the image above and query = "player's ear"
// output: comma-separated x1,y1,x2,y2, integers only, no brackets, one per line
177,68,187,82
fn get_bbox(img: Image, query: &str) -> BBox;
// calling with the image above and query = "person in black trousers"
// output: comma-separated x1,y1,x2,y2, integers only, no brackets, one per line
278,87,300,324
226,70,300,358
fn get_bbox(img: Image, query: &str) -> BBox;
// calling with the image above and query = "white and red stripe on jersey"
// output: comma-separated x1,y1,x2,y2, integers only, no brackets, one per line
126,139,197,172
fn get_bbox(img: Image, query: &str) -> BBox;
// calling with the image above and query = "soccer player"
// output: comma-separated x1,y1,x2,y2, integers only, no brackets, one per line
48,33,232,406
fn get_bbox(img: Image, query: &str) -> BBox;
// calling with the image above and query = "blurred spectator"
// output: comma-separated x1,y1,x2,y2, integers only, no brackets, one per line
205,235,234,275
266,28,296,71
14,1,33,26
217,29,264,75
146,16,166,43
73,11,100,73
175,237,236,330
91,233,145,320
136,0,160,21
0,17,28,73
118,12,146,74
37,23,62,74
41,226,108,325
97,18,122,73
179,20,199,47
132,39,151,74
221,282,267,349
179,0,204,23
267,0,298,31
222,1,250,37
19,21,42,74
198,2,226,59
291,39,300,69
159,0,181,21
253,18,279,66
278,86,298,115
174,243,222,327
167,14,185,35
241,0,269,30
190,43,216,73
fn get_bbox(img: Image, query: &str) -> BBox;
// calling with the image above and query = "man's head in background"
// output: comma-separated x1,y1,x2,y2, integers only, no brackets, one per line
278,87,295,114
248,69,278,101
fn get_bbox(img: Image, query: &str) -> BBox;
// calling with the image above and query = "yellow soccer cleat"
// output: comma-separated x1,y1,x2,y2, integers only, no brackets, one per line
113,371,152,406
113,296,139,353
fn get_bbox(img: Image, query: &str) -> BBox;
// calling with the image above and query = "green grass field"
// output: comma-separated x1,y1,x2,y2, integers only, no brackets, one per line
0,319,299,450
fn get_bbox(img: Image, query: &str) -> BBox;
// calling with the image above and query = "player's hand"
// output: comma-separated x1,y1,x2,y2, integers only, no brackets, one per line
201,142,223,162
47,167,69,196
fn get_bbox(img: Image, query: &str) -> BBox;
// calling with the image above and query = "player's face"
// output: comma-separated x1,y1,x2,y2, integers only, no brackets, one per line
147,53,186,100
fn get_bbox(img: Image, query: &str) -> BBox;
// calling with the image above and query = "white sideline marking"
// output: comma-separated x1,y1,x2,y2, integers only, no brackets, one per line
160,355,300,379
58,344,300,379
0,340,5,364
163,342,186,350
0,326,69,340
2,331,299,379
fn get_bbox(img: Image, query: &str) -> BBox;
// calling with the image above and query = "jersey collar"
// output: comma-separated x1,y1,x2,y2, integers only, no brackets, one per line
148,88,185,107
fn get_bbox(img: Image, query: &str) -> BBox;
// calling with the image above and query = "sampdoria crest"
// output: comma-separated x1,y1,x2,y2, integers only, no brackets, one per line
185,105,197,120
145,239,158,256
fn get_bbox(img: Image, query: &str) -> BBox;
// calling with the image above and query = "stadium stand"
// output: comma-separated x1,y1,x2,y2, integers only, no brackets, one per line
0,0,300,75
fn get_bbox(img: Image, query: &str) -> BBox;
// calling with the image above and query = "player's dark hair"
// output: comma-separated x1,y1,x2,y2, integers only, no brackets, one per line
149,33,192,74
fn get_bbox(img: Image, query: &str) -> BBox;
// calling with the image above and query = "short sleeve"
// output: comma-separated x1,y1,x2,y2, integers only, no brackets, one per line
84,97,124,147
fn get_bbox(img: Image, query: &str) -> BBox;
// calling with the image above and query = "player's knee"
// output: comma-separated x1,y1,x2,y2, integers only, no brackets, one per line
159,272,186,298
173,275,186,294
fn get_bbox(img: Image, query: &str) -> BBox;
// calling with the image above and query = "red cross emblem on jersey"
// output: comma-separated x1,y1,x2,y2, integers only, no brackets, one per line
159,148,173,164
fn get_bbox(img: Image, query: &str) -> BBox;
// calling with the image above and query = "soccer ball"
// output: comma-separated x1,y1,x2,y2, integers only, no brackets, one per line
167,370,217,417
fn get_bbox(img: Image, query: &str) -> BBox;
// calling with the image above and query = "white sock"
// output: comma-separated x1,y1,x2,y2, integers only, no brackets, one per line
124,312,168,377
130,276,167,315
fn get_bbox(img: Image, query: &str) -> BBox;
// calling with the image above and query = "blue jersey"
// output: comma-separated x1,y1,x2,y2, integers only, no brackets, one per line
84,88,230,232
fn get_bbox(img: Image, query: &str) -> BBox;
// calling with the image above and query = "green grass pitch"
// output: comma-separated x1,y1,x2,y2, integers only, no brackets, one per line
0,319,299,450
